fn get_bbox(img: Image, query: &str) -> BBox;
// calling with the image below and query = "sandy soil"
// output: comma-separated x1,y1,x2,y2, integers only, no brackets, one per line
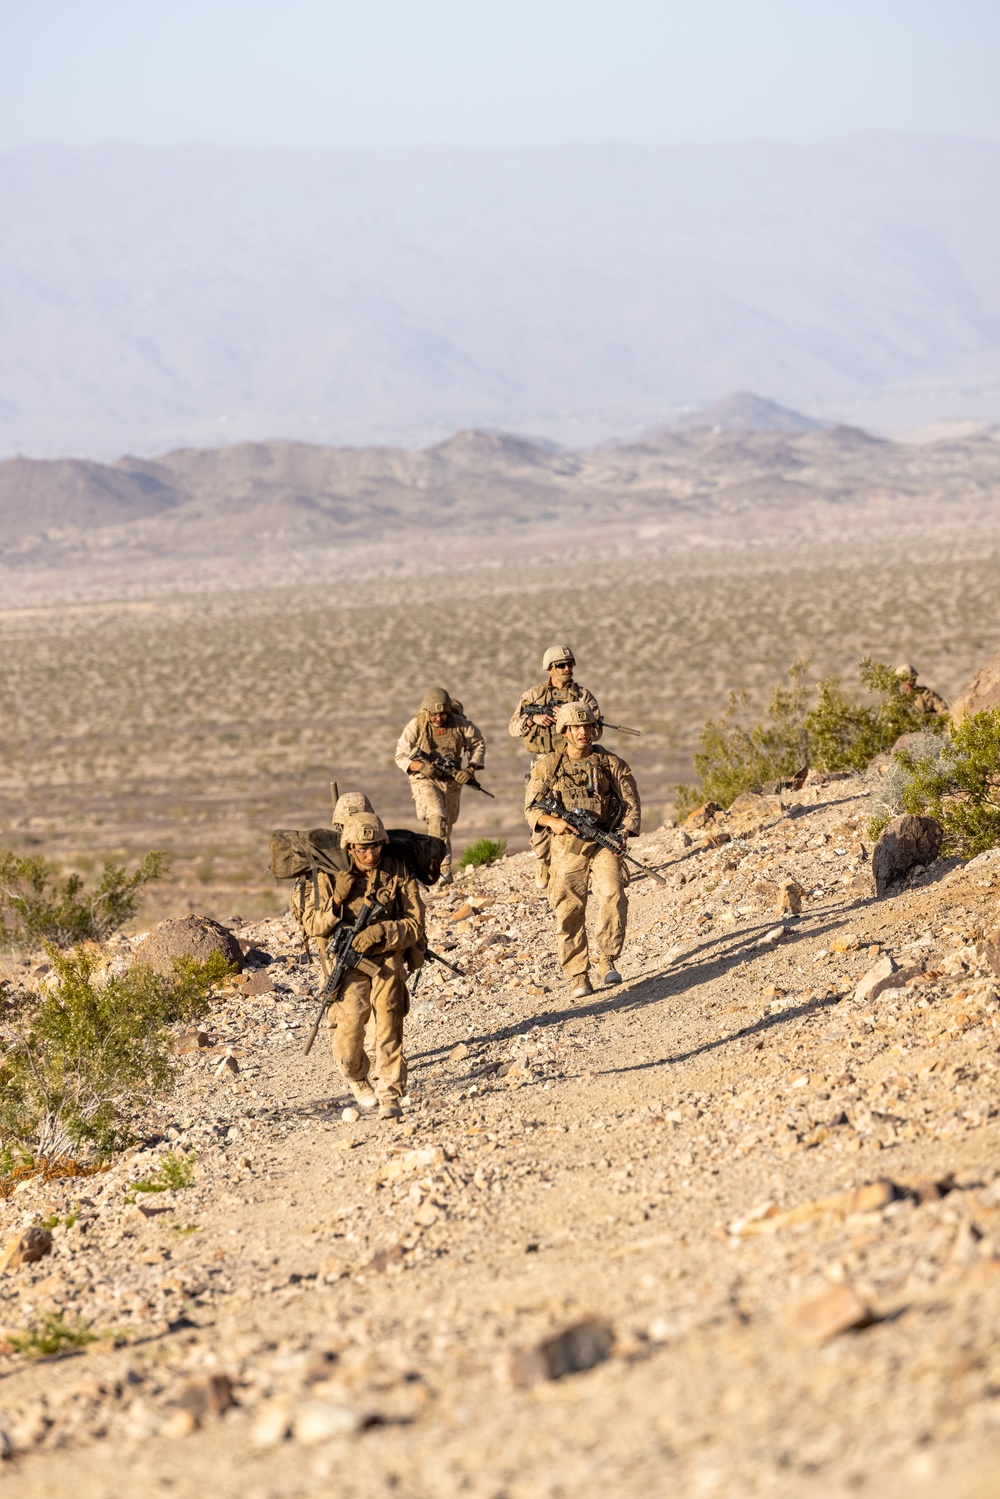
2,771,999,1496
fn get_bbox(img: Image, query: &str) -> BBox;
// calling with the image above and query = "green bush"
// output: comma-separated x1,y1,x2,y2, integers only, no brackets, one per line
0,849,168,949
677,657,945,814
870,707,1000,858
125,1148,196,1203
0,947,231,1163
10,1314,95,1359
459,837,508,868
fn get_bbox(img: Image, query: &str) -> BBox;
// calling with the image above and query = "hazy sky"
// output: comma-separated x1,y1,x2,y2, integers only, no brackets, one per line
2,0,999,151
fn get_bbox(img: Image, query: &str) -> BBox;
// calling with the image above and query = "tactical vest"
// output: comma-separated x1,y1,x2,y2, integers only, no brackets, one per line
521,684,586,757
544,746,619,829
417,715,465,767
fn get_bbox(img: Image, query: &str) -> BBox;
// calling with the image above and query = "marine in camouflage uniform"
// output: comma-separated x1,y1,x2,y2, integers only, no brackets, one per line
894,663,950,717
508,645,601,887
395,688,486,884
326,811,425,1122
526,702,640,999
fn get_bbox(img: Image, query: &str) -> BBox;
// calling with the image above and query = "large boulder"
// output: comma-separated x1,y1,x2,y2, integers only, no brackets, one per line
951,644,1000,724
134,915,243,976
871,815,943,896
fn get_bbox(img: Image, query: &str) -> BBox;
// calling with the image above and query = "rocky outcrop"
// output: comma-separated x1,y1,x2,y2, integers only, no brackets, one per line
951,642,1000,724
134,915,243,976
871,814,944,895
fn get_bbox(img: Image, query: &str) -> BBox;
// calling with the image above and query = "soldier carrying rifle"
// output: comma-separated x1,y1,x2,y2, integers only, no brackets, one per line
526,702,641,999
395,688,486,885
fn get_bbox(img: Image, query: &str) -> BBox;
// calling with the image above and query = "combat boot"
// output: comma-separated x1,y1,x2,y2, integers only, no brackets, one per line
349,1080,377,1110
599,957,622,987
571,974,593,999
379,1100,402,1121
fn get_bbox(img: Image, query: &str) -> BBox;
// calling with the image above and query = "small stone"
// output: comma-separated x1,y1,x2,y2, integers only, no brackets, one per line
376,1146,445,1184
318,1256,350,1282
784,1282,871,1346
757,926,786,948
174,1373,235,1428
830,932,861,954
214,1054,240,1078
449,1043,470,1062
233,970,275,996
849,1179,899,1213
776,879,806,916
507,1319,614,1387
0,1429,12,1460
342,1107,360,1124
682,801,722,831
0,1227,52,1272
163,1408,198,1438
450,903,474,923
293,1401,363,1444
250,1403,292,1448
175,1027,214,1053
854,956,896,1004
983,929,1000,980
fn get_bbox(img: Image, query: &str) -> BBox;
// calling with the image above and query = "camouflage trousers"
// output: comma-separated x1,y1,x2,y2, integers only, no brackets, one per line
409,778,462,869
546,838,627,980
328,954,408,1102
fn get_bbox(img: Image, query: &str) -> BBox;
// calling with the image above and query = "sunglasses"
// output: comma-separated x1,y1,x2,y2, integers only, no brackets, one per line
552,661,574,670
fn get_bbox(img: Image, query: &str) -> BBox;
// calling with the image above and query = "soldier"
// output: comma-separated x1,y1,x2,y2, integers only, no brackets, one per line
289,791,375,966
326,810,425,1122
509,645,601,887
526,702,640,999
395,688,486,885
894,663,949,716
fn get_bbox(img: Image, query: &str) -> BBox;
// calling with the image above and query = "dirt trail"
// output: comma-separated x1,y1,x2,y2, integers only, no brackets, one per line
2,773,1000,1497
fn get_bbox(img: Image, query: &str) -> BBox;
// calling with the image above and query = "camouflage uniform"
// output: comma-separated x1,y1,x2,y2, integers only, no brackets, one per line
895,663,949,716
326,827,425,1111
525,736,640,987
395,690,485,878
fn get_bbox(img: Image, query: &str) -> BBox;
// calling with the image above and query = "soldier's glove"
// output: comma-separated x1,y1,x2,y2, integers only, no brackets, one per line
452,768,474,785
411,760,437,778
351,923,386,954
332,870,356,903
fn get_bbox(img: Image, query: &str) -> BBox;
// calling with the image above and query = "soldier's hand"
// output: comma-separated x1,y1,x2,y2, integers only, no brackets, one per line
409,759,435,777
541,815,575,837
351,924,385,954
531,713,555,727
332,870,355,903
452,767,474,785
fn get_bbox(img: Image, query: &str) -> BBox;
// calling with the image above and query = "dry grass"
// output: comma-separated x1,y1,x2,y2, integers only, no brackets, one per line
0,525,998,924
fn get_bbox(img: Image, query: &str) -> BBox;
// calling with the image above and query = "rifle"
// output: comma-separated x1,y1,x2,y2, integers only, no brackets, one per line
528,794,667,886
526,701,640,736
425,946,466,977
303,893,388,1055
410,747,495,799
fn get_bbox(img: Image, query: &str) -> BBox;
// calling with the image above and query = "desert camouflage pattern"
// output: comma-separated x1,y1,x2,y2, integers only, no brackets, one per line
508,680,601,757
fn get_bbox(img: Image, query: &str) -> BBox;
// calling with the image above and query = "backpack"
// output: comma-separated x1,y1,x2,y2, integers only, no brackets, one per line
268,826,445,887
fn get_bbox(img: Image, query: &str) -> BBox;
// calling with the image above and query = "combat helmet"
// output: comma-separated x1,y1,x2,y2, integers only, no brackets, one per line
419,687,451,715
542,644,575,671
340,811,389,848
894,663,918,682
332,791,373,827
556,701,598,733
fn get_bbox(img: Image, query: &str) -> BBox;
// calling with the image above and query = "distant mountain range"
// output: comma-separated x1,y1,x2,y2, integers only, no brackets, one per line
2,403,999,602
1,134,999,459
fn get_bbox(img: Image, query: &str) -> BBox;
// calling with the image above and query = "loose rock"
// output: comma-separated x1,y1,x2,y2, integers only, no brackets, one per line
784,1282,872,1346
134,915,244,977
507,1319,614,1387
0,1227,52,1272
871,815,943,896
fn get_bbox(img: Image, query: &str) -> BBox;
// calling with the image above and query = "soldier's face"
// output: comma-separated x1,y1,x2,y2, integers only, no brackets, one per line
429,711,447,726
565,723,596,751
549,661,574,686
350,844,382,871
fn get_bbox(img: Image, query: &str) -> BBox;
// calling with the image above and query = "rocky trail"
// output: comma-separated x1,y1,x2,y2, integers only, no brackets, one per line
2,772,1000,1497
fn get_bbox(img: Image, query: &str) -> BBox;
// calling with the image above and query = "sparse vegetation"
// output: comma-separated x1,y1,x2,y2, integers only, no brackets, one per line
124,1149,196,1203
0,849,168,949
9,1315,95,1359
459,837,508,868
868,708,1000,858
678,657,946,813
0,948,231,1163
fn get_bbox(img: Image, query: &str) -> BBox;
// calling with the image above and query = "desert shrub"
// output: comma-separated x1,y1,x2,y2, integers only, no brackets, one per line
869,707,1000,858
865,731,953,837
124,1148,196,1203
678,657,945,813
10,1315,95,1359
460,837,508,868
0,947,231,1163
0,849,168,949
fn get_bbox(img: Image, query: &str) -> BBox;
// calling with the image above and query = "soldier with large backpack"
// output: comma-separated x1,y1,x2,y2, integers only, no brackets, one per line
318,810,426,1121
